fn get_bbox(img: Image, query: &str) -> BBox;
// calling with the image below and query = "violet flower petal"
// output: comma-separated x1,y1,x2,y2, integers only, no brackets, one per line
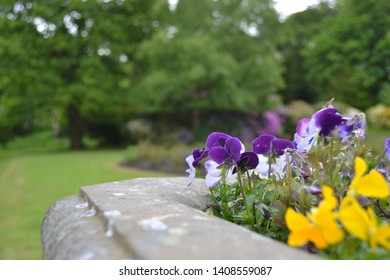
225,137,243,162
192,148,203,159
237,151,259,170
338,115,366,142
252,134,276,154
206,132,231,150
385,138,390,160
192,148,208,167
357,196,371,207
296,118,310,137
313,108,343,137
209,146,229,164
307,186,322,195
272,138,295,156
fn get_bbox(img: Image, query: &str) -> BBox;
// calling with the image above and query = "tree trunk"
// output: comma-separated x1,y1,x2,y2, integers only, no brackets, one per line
67,104,85,150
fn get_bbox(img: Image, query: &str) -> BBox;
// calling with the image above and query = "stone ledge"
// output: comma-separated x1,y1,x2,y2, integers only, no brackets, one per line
41,177,317,259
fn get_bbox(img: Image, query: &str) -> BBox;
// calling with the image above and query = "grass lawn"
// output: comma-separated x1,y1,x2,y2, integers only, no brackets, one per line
0,149,170,260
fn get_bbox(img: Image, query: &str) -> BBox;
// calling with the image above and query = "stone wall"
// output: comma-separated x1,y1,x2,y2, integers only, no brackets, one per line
41,177,317,259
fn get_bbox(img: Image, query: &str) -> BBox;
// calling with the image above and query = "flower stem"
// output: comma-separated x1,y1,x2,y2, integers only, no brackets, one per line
329,138,334,185
267,155,272,178
235,164,247,206
246,170,257,225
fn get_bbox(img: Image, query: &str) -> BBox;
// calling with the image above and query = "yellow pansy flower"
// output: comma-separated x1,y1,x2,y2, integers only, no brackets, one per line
286,186,344,249
339,196,390,250
286,209,327,249
348,157,389,198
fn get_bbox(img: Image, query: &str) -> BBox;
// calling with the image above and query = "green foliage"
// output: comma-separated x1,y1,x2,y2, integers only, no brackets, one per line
207,180,290,242
134,32,241,112
0,0,286,148
3,131,69,151
124,145,140,163
124,142,192,174
1,130,102,152
379,83,390,106
0,0,158,148
133,0,284,119
303,0,390,110
2,0,389,149
278,2,336,103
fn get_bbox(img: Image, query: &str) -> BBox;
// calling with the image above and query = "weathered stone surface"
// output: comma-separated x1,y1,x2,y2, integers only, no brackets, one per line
41,195,130,259
42,177,318,259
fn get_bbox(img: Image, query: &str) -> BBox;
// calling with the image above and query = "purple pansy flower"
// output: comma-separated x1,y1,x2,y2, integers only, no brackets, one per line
200,132,245,187
185,148,209,186
384,138,390,160
313,107,344,137
253,135,294,156
191,148,209,167
206,132,244,164
272,138,295,156
236,151,259,171
294,107,344,152
338,115,366,142
293,118,315,152
252,134,295,179
338,123,354,142
206,132,231,149
252,134,276,155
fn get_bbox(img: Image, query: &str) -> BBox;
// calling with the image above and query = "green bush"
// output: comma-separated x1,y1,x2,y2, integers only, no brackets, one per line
284,100,316,122
124,145,139,163
123,143,194,174
2,131,102,152
4,131,69,151
366,104,390,128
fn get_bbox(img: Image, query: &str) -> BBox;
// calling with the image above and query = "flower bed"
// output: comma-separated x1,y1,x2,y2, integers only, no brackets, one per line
186,100,390,259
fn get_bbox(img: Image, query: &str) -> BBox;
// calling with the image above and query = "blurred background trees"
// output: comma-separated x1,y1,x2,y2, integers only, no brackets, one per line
304,0,390,110
0,0,389,149
0,0,159,148
3,0,390,261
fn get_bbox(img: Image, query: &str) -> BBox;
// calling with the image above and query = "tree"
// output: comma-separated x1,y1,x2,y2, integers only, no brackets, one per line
277,1,336,103
0,0,157,148
303,0,390,110
132,0,284,128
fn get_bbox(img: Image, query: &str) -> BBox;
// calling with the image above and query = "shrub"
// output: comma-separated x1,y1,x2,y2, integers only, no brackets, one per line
366,104,390,129
4,131,69,151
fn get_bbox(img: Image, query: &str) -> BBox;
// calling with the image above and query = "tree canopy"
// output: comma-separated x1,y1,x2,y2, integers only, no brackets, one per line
0,0,388,148
303,0,390,109
0,0,158,148
132,0,284,122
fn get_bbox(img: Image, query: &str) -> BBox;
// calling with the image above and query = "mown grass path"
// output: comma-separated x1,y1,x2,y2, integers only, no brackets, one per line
0,150,170,259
